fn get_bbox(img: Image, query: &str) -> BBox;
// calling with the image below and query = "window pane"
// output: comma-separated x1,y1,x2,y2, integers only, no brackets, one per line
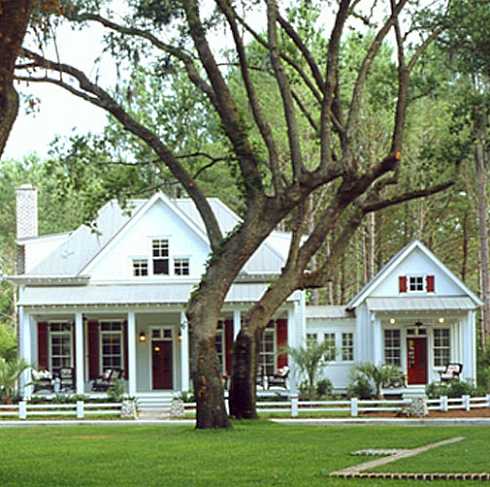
384,329,401,367
174,258,190,276
153,259,169,275
341,333,354,361
434,328,451,367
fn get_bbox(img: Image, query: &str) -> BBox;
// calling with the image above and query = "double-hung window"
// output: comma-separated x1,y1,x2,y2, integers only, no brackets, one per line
259,324,276,376
306,333,318,348
341,333,354,361
152,239,169,275
384,329,401,366
323,332,336,361
174,258,190,276
100,321,124,372
49,323,72,373
133,259,148,276
434,328,450,367
409,276,424,292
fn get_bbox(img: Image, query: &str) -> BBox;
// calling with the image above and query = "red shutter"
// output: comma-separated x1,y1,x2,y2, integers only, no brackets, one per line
123,321,129,379
88,321,99,380
224,319,233,376
276,319,288,369
37,322,49,370
426,275,435,293
399,276,407,293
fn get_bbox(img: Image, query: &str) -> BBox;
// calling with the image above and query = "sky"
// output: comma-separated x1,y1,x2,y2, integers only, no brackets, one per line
3,0,432,162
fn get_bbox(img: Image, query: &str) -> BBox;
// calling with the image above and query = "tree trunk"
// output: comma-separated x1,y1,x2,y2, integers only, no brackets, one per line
0,0,34,157
228,328,260,419
475,106,489,346
462,211,469,282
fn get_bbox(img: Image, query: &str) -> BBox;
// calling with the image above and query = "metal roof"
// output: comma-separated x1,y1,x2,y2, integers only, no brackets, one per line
366,296,477,312
305,305,352,319
25,195,291,278
19,283,300,307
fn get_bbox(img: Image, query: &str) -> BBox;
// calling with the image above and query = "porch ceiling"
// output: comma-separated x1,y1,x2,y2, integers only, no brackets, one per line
366,296,476,312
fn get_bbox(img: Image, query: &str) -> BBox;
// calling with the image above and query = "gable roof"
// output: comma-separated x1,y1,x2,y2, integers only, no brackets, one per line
346,240,483,310
26,193,290,278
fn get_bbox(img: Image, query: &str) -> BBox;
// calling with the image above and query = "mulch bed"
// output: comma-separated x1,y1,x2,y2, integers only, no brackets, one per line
362,409,490,418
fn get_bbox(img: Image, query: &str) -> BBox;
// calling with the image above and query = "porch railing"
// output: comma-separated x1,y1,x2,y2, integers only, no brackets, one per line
183,393,490,418
0,401,123,420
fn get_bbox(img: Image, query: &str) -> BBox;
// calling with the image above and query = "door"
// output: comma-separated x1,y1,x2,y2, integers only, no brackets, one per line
152,340,173,390
406,337,427,385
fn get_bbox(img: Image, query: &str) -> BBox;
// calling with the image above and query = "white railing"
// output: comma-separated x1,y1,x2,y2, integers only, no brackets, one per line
182,393,490,418
0,401,123,420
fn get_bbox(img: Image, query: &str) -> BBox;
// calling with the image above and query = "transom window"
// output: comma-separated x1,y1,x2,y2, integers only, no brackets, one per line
132,259,148,277
100,321,123,372
152,239,169,275
384,329,401,366
174,258,190,276
341,333,354,361
434,328,451,367
323,332,336,361
259,324,276,376
49,323,72,373
409,276,424,292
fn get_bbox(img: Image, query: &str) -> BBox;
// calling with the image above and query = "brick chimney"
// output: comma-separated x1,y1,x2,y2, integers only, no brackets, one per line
16,185,38,274
16,184,38,240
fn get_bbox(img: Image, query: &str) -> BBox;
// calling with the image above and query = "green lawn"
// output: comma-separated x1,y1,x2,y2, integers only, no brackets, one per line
0,422,489,486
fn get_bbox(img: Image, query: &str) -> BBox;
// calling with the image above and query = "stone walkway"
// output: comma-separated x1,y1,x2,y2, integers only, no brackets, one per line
330,436,490,481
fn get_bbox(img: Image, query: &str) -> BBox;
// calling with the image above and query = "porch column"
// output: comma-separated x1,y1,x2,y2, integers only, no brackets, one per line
463,311,477,383
287,307,297,393
18,306,32,398
233,309,241,339
372,314,383,366
75,312,84,395
127,311,137,397
180,311,190,392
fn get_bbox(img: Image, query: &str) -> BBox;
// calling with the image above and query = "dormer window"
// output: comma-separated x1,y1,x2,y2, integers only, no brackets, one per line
133,259,148,276
409,276,424,292
152,239,169,275
174,258,190,276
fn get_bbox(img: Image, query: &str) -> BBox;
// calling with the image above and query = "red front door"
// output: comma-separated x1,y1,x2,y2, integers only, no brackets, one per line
407,337,427,385
152,340,173,390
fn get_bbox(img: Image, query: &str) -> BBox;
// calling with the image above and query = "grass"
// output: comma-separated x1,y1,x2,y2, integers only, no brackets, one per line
0,422,489,486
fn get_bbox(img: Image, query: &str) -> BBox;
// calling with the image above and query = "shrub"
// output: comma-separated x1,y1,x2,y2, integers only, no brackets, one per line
108,379,126,402
349,363,404,399
426,379,478,398
0,357,29,404
347,375,373,399
316,378,333,398
0,324,16,361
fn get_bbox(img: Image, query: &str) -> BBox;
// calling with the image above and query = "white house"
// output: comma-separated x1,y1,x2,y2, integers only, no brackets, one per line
307,240,482,394
9,186,481,406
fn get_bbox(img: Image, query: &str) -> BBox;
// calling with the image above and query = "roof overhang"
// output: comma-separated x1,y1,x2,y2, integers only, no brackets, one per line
366,296,477,313
7,275,90,286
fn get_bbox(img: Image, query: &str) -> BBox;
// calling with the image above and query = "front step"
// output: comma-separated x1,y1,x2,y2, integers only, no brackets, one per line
136,393,175,418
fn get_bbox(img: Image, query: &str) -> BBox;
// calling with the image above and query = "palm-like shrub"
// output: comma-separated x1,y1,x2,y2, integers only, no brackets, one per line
0,357,29,404
288,340,335,399
351,363,404,399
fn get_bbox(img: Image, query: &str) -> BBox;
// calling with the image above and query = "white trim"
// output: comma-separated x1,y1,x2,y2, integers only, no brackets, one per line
79,193,210,276
347,240,483,309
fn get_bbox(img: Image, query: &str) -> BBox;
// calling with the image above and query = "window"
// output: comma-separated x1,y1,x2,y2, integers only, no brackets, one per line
434,328,450,367
409,275,424,292
215,322,225,373
174,258,190,276
323,332,336,361
384,329,401,366
49,323,72,373
100,321,123,372
306,333,318,348
259,325,276,376
133,259,148,276
152,239,169,275
341,333,354,361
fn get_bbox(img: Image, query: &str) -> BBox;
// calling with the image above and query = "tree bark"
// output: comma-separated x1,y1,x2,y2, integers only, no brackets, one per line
475,107,490,346
0,0,33,157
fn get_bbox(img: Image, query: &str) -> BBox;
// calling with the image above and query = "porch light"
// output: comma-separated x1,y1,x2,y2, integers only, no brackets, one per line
139,331,147,343
389,318,396,324
438,317,445,324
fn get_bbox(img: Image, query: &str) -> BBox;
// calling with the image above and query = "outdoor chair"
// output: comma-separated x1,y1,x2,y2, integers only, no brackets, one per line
438,363,463,382
267,366,289,390
91,368,124,392
31,369,54,393
256,366,267,390
59,367,75,392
